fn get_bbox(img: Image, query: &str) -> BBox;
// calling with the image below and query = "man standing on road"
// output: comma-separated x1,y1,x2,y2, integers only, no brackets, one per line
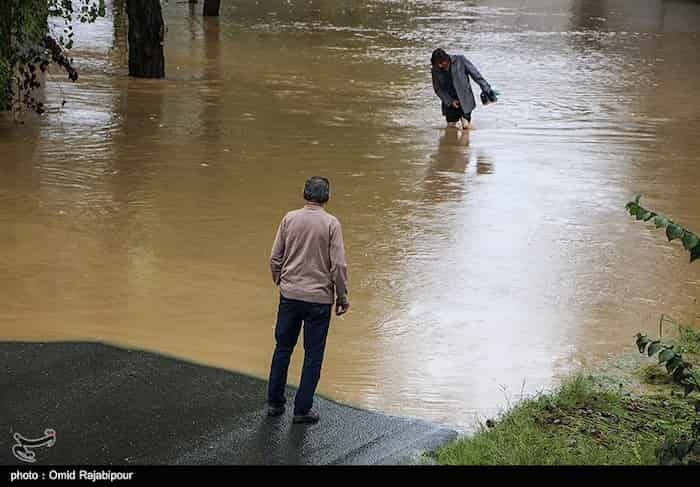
266,176,350,425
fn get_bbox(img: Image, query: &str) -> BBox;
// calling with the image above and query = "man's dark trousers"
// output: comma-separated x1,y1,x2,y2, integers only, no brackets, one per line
267,294,332,415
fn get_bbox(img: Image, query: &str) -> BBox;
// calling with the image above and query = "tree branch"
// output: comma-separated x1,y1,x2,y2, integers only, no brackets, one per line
43,35,78,81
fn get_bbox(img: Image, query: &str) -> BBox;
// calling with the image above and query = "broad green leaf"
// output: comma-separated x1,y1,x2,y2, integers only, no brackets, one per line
666,224,684,242
666,355,684,373
682,232,699,251
673,365,691,383
643,211,656,222
654,215,670,228
691,245,700,263
636,335,652,353
658,348,676,364
647,341,663,357
636,208,652,220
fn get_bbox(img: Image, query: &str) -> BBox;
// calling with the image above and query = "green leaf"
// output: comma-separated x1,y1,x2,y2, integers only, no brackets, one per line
666,224,684,242
634,194,641,205
691,245,700,263
643,211,656,222
666,355,684,373
648,341,663,357
636,335,652,353
673,365,691,383
636,210,650,221
682,232,699,251
654,215,670,228
658,348,676,364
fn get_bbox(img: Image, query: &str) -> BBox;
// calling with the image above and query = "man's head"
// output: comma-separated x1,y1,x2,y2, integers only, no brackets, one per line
431,48,450,71
304,176,330,204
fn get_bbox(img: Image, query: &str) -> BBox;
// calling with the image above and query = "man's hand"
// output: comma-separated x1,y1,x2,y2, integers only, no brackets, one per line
451,99,460,108
335,297,350,316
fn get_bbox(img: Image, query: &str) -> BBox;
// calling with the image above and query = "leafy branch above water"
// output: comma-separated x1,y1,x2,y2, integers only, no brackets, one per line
635,333,700,396
626,194,700,263
1,1,106,114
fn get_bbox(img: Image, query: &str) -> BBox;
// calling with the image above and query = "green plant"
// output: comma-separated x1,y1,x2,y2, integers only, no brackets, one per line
635,333,699,396
48,0,106,50
1,1,106,113
634,333,700,464
431,376,695,465
626,194,699,263
627,194,700,463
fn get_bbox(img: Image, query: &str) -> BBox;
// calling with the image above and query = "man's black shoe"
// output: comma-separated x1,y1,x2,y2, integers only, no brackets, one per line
293,409,320,424
267,404,285,417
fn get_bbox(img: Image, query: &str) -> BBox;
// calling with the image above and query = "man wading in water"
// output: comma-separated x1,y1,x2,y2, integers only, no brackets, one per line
266,176,350,425
431,48,497,130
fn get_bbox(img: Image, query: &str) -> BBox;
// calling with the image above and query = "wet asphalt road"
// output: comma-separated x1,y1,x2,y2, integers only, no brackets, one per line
1,342,456,465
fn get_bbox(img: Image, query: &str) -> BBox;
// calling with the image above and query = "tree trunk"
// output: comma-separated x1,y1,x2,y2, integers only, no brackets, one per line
0,2,12,60
203,0,221,17
126,0,165,78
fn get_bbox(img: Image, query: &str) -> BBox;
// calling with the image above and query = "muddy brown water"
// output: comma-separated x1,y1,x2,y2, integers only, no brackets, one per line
1,0,699,431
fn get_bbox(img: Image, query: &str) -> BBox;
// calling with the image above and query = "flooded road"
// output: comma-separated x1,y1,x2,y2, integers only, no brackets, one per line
1,0,699,431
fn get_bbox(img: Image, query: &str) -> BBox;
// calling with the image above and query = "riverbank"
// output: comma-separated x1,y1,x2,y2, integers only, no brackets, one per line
428,325,700,465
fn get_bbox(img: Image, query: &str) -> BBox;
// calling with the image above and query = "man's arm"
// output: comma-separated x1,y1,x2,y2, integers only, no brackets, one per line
462,56,492,93
270,217,286,285
329,220,349,314
432,68,456,107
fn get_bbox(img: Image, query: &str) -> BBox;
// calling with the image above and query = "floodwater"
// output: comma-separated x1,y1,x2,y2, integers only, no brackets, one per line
1,0,699,432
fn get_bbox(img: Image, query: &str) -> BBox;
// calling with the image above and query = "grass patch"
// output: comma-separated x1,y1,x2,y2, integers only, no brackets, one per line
638,364,674,385
431,375,697,465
